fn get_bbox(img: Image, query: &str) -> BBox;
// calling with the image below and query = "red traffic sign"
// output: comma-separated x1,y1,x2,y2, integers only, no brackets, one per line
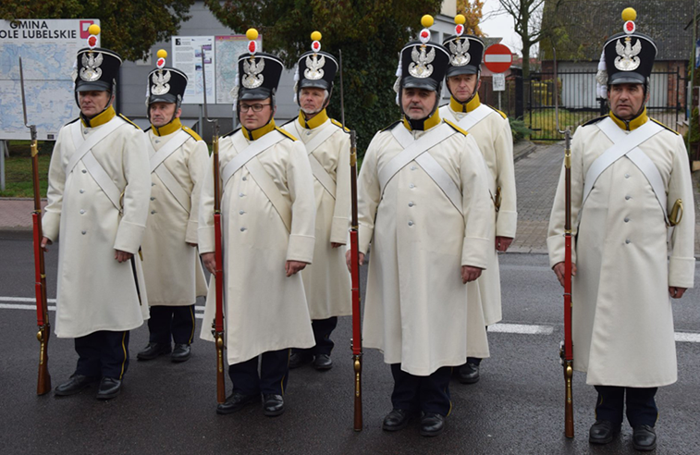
483,43,513,73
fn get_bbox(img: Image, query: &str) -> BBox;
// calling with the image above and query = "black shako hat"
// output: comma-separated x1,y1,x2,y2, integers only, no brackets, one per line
74,24,121,93
295,31,338,94
397,16,450,92
234,29,284,102
602,8,657,85
443,13,484,77
147,49,188,105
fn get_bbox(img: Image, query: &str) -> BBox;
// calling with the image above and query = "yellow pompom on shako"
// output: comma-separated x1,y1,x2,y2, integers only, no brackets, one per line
621,7,637,22
156,49,167,69
246,28,259,54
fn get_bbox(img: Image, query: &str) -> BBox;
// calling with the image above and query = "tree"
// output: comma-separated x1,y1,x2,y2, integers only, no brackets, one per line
457,0,485,37
495,0,568,78
203,0,443,156
0,0,195,61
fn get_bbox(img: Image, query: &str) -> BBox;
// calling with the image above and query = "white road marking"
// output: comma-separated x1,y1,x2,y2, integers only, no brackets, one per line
2,299,699,342
675,332,700,343
489,323,553,335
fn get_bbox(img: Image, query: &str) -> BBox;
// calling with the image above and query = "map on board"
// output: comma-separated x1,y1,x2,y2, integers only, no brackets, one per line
0,19,99,140
215,35,262,104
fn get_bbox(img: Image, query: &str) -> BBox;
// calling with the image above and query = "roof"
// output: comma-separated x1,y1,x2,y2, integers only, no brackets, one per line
542,0,693,61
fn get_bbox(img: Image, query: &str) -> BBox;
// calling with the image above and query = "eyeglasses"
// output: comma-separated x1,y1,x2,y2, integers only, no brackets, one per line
239,103,271,112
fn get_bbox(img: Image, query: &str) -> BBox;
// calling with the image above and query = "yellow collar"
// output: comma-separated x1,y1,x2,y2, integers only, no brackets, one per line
450,93,481,113
151,118,182,137
609,108,649,131
242,119,277,141
403,108,441,132
297,109,329,129
81,105,116,128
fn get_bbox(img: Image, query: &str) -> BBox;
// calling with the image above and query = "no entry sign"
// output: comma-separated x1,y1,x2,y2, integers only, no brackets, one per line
483,43,513,73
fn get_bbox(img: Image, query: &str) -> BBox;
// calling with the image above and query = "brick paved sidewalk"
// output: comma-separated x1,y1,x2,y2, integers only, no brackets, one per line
509,142,700,257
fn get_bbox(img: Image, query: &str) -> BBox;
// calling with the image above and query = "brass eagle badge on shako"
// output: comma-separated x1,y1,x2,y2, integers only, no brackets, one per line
443,15,484,78
80,52,103,82
602,8,657,85
74,24,123,93
409,45,435,78
242,57,265,89
146,50,188,106
449,38,471,67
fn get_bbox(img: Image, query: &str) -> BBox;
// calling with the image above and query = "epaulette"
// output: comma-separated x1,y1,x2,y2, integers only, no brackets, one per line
276,127,298,141
222,127,240,138
582,115,608,127
119,114,141,129
381,120,402,132
486,105,507,119
330,118,351,133
651,118,679,135
182,125,202,141
144,126,152,133
444,119,468,136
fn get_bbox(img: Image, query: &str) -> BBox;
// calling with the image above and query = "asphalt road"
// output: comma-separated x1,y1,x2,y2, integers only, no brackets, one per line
1,233,699,455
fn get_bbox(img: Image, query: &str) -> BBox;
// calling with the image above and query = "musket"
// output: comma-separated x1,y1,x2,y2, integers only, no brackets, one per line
20,57,52,395
201,48,225,404
339,50,363,431
553,48,574,439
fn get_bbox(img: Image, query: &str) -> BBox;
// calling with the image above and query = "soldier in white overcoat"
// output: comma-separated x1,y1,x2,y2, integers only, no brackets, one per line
283,32,351,372
42,28,151,400
138,52,208,364
547,9,695,451
439,21,517,384
199,32,316,417
350,17,493,437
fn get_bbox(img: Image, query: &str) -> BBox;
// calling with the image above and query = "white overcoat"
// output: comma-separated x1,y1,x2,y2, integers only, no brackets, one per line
441,96,517,358
358,120,493,376
141,121,209,306
547,113,695,387
282,112,352,320
199,124,316,364
43,107,151,338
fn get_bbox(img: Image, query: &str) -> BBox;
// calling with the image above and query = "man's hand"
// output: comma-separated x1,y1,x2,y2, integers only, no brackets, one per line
461,266,482,283
331,242,344,249
496,236,513,252
187,242,197,248
553,261,577,288
201,252,216,274
345,250,365,272
285,260,308,277
115,250,133,263
669,287,687,299
41,236,52,252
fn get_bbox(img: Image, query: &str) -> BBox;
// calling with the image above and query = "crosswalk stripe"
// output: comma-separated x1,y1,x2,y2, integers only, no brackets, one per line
2,299,699,342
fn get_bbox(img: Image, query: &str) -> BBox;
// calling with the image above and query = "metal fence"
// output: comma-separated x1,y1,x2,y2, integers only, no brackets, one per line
525,70,687,140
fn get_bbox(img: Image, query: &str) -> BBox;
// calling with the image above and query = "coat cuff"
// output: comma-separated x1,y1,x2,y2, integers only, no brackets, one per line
358,222,373,255
185,220,199,244
42,212,60,242
461,237,490,269
198,226,215,254
287,234,315,263
330,216,349,245
114,220,146,254
547,234,577,268
496,210,517,238
669,256,696,288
